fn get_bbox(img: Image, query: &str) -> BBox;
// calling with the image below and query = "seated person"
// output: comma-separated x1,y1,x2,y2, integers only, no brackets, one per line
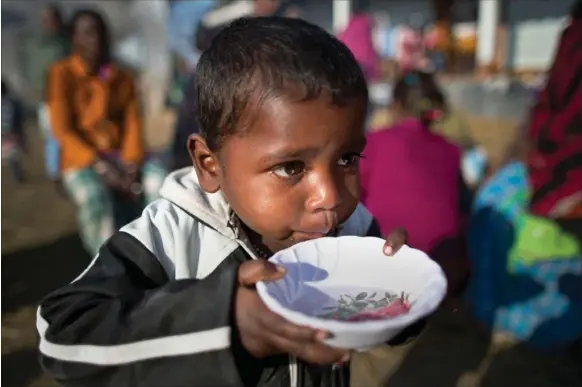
47,10,166,255
468,2,581,351
360,72,468,295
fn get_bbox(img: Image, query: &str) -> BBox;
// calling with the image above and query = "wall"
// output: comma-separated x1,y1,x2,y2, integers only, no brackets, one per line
505,0,572,71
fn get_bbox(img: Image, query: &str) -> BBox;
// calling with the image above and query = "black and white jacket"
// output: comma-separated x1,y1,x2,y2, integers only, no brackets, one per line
37,167,413,387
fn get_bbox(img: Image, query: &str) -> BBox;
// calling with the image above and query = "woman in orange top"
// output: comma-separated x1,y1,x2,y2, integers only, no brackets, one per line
47,9,166,255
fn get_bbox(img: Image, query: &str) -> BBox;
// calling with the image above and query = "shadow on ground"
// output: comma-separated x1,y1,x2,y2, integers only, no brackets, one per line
383,302,581,387
2,234,89,387
380,205,581,387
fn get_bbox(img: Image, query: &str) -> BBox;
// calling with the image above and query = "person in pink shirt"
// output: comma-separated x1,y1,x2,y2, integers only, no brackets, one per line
337,13,380,80
360,71,468,294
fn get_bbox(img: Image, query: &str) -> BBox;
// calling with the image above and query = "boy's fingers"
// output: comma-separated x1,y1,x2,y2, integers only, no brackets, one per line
256,303,342,356
295,342,349,365
266,329,348,365
258,312,348,364
238,260,286,286
383,227,408,256
262,311,319,342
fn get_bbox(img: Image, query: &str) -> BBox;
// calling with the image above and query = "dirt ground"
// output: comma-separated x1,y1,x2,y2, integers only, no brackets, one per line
2,120,580,387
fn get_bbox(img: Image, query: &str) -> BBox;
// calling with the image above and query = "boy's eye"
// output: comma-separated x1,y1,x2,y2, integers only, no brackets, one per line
337,153,363,167
272,161,306,178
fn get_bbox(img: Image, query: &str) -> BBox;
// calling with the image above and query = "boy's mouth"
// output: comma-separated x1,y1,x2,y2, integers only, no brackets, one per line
293,226,340,241
292,213,342,242
297,232,328,240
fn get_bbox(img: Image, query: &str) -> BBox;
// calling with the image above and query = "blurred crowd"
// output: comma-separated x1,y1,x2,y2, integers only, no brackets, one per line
2,0,581,381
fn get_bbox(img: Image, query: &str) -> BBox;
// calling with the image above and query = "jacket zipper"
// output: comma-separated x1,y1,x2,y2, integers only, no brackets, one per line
332,362,347,387
289,355,298,387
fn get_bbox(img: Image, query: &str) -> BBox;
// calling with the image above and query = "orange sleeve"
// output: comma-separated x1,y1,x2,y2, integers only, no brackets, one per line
47,64,97,167
120,74,144,166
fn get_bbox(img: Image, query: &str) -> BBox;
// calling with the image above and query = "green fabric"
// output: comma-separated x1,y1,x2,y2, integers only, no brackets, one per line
63,161,166,255
508,214,580,268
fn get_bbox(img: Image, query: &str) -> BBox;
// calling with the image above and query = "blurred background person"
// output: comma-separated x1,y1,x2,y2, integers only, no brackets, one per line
372,12,397,61
22,3,68,187
47,9,166,255
360,70,469,295
527,0,582,220
352,70,469,387
396,13,432,73
467,2,581,375
1,79,26,183
338,11,380,81
337,9,391,134
165,0,216,111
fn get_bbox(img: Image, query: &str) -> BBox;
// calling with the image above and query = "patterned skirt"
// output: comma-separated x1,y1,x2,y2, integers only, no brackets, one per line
467,161,581,349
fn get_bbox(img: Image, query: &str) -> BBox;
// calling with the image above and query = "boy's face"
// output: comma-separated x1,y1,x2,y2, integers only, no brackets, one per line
192,95,367,253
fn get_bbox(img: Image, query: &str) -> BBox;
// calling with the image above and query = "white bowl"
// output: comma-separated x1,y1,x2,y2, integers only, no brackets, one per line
256,236,447,350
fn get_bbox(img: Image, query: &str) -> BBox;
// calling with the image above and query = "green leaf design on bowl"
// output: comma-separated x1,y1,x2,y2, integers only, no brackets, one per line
318,291,410,321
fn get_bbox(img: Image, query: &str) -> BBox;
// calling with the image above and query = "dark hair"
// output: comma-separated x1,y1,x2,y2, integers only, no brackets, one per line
393,70,447,128
45,3,67,37
195,16,368,151
69,9,111,64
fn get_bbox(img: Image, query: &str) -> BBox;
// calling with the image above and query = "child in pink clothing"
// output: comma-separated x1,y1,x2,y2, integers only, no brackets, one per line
360,71,467,294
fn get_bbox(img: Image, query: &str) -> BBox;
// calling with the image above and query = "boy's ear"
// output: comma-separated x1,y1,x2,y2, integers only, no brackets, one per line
188,134,221,193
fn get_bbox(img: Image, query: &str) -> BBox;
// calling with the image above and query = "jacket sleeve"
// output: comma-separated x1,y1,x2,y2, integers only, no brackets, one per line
47,64,97,167
120,74,145,166
37,205,248,386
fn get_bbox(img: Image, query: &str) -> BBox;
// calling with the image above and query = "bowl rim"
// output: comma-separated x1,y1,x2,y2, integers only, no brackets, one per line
256,237,447,333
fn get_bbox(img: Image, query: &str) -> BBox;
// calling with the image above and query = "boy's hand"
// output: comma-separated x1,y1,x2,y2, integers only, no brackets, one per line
383,227,408,256
235,260,349,364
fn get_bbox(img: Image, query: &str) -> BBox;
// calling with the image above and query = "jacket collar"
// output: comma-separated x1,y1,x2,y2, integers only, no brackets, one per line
159,167,238,240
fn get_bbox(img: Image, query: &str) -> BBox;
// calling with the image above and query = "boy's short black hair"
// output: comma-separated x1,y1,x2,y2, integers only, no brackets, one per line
195,16,368,151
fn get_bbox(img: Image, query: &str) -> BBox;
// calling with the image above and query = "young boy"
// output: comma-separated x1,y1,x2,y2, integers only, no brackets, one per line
37,17,413,387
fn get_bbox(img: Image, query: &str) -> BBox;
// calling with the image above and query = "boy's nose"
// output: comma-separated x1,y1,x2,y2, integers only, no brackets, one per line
305,173,343,212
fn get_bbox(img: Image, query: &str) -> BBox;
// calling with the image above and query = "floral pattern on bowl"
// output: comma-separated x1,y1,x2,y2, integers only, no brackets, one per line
319,291,411,321
256,237,448,350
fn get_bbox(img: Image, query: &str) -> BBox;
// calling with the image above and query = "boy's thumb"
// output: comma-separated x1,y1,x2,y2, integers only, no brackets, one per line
238,260,286,286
